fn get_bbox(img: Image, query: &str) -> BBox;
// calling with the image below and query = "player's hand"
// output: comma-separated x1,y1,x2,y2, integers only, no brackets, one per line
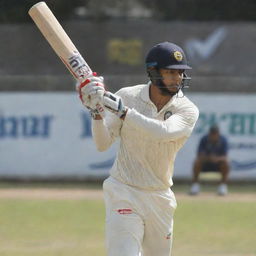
103,92,128,119
79,76,105,110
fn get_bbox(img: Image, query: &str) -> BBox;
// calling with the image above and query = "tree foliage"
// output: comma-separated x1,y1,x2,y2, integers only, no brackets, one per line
0,0,85,23
141,0,256,21
1,0,256,23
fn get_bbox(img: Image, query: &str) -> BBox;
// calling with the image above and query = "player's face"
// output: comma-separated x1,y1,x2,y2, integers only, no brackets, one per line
159,69,184,93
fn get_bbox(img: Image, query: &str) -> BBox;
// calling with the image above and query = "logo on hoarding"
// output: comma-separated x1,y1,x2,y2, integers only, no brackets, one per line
195,112,256,136
0,115,54,138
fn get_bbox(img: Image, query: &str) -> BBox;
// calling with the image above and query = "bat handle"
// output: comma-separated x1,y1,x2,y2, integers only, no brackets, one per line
96,103,106,118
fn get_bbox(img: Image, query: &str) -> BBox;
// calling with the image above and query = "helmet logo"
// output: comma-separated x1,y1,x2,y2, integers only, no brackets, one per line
173,51,183,61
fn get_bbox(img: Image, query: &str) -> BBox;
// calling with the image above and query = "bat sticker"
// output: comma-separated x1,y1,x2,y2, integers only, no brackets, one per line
68,51,92,79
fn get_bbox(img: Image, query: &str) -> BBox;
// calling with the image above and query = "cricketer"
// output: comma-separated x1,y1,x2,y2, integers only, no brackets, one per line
79,42,199,256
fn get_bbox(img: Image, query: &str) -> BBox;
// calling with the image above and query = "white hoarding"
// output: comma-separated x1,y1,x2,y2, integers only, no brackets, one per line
0,92,256,180
176,93,256,180
0,92,117,179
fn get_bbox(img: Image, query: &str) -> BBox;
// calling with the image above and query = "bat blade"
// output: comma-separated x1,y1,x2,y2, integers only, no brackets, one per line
28,1,92,81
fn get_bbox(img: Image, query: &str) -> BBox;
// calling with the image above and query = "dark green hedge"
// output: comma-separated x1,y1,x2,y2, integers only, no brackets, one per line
0,0,84,23
151,0,256,21
0,0,256,23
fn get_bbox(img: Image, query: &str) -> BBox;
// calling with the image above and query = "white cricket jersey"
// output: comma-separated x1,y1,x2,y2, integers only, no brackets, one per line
92,83,199,190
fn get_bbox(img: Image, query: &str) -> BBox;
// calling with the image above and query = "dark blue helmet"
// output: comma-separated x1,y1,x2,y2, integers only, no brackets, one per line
145,42,191,96
146,42,191,70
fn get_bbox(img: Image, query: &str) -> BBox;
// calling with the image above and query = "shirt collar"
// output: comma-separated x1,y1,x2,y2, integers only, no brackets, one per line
139,82,152,103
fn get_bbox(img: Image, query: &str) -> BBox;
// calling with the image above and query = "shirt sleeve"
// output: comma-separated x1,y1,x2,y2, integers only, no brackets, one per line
91,88,128,151
124,106,199,141
92,112,122,152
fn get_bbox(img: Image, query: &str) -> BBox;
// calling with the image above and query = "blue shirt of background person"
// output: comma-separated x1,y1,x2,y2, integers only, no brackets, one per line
189,125,230,196
198,133,228,157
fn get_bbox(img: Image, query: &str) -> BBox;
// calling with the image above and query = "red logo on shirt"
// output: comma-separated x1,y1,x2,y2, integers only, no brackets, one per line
117,208,133,214
166,232,172,239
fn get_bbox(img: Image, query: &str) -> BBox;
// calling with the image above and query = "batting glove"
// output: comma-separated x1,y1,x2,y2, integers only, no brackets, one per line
103,92,128,118
78,74,106,117
79,76,104,107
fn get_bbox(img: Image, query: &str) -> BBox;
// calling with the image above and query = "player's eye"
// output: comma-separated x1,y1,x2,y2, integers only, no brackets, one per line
167,70,177,75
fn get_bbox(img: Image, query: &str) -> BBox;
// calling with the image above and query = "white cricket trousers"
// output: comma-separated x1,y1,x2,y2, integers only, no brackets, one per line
103,176,177,256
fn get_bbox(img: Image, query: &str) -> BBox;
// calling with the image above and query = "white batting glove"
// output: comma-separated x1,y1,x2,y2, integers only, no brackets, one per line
103,92,128,118
79,76,104,108
78,75,106,117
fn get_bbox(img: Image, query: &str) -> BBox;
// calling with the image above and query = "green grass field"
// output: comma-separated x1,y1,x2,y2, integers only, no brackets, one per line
0,185,255,256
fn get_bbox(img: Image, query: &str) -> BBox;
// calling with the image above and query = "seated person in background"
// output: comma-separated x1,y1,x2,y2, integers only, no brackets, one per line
190,125,229,196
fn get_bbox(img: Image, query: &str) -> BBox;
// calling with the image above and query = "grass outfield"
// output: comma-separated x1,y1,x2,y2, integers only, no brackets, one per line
0,199,105,256
0,188,256,256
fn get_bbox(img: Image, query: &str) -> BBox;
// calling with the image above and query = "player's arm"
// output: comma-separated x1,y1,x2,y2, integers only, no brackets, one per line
212,137,229,162
102,92,199,141
91,111,122,151
211,155,228,162
124,108,199,140
91,117,119,151
78,76,122,151
197,136,208,158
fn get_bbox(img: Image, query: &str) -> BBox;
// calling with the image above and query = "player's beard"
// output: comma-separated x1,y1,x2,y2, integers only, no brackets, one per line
157,80,179,96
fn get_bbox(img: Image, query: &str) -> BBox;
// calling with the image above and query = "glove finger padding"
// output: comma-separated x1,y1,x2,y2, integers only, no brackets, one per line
81,84,104,102
88,87,105,109
76,76,102,92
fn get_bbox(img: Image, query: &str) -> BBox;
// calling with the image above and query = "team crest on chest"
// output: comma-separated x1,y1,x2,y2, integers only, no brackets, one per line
164,111,172,120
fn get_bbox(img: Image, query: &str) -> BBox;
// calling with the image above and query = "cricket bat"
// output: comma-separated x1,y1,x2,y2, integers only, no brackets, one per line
28,1,93,82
